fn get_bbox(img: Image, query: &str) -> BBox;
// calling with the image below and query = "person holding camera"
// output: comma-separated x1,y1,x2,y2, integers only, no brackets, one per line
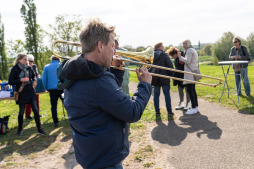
167,47,190,111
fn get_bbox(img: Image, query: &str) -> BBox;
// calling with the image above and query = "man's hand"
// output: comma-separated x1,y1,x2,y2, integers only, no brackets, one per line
112,55,125,67
32,81,37,89
21,77,29,82
136,67,152,84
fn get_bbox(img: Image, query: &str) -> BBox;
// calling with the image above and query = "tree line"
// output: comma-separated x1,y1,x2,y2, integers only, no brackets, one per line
0,0,253,80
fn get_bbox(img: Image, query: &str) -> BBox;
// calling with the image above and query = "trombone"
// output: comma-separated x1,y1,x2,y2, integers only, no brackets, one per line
52,40,222,87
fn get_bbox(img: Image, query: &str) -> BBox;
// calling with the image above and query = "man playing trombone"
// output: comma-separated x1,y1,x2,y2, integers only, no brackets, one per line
61,18,152,169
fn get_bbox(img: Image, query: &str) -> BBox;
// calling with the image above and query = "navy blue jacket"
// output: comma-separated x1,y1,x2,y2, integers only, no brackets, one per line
62,55,152,169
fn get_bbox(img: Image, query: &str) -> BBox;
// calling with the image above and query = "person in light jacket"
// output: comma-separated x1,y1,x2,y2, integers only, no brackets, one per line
177,39,199,115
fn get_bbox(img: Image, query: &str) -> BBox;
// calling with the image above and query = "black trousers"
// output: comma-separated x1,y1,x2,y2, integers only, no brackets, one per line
186,84,198,108
18,98,41,131
49,90,63,124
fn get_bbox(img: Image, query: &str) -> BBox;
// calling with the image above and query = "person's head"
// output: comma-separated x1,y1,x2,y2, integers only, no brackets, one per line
115,39,119,50
182,39,192,50
154,42,164,51
167,47,180,58
27,54,34,66
79,18,116,67
51,55,61,62
233,36,241,48
14,53,28,66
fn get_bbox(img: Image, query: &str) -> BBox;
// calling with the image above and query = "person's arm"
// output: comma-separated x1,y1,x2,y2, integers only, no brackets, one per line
31,68,37,89
109,68,124,86
240,46,250,60
179,49,192,64
8,67,21,85
165,54,174,76
97,68,152,123
42,67,48,90
229,47,236,60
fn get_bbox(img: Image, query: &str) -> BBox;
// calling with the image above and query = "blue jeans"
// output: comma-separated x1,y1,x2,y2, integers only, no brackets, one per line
153,85,172,113
234,68,250,95
104,161,123,169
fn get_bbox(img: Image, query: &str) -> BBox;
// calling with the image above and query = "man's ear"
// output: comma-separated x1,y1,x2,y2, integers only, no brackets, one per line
97,41,103,53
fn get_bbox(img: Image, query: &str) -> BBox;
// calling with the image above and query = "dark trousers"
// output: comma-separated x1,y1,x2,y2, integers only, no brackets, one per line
186,84,198,108
25,94,40,116
49,90,63,124
18,99,41,131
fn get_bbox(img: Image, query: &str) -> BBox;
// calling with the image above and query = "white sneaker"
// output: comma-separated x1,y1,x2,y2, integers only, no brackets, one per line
195,106,200,113
175,102,184,110
183,102,190,111
186,108,198,115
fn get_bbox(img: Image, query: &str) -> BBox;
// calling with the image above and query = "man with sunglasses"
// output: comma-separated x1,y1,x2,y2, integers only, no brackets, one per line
229,36,251,97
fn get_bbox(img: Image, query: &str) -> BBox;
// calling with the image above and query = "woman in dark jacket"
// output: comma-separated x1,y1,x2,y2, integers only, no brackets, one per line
8,53,45,135
167,47,190,111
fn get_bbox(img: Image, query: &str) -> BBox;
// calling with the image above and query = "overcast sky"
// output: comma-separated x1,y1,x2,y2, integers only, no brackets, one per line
0,0,254,48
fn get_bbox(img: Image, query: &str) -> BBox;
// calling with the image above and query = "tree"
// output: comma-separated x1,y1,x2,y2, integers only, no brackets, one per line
6,39,26,69
0,14,8,80
20,0,39,65
47,14,83,57
246,32,254,58
212,32,235,61
202,44,212,56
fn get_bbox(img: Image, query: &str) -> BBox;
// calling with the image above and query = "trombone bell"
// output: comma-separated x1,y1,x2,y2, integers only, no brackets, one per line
116,46,154,64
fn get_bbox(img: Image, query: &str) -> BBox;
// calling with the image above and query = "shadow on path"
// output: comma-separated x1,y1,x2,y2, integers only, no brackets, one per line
151,113,222,146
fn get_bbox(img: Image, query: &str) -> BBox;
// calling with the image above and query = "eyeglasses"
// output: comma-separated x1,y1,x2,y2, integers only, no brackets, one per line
233,41,238,43
29,61,34,62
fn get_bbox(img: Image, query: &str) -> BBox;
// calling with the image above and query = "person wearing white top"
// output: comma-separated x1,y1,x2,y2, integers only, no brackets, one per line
177,39,199,115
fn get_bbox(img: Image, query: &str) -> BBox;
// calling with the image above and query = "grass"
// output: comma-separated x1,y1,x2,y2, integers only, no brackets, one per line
129,64,254,114
0,93,72,168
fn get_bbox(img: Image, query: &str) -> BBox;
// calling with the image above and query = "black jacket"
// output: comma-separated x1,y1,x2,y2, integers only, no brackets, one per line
8,64,37,104
150,49,173,85
173,57,185,86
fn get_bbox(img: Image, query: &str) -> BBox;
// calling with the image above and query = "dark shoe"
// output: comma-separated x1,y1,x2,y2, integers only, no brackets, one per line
17,129,23,135
26,116,32,120
155,113,161,117
168,112,174,116
54,123,59,128
38,128,46,135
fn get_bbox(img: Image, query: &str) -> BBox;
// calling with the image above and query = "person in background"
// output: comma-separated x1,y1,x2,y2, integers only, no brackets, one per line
8,53,45,135
42,56,63,127
115,39,130,95
150,42,174,117
177,39,199,115
25,54,40,119
229,36,251,97
61,18,152,169
167,47,190,111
